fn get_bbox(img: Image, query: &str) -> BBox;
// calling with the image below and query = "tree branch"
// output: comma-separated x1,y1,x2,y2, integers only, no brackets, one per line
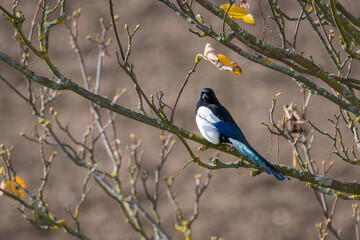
2,51,360,197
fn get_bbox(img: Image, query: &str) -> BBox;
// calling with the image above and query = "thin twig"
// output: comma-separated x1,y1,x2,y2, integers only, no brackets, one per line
170,60,198,123
109,0,125,61
293,9,304,49
221,0,235,38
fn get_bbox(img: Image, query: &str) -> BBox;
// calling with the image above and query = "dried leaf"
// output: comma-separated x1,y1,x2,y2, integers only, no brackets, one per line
203,43,242,75
216,54,242,74
219,4,255,24
0,176,27,197
283,104,306,133
203,43,219,62
238,0,249,9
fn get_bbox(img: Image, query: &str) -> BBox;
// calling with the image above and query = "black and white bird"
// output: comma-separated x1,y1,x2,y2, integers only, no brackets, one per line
195,88,288,181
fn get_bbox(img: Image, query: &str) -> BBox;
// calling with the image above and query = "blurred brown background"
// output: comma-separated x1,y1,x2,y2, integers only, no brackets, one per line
1,0,359,239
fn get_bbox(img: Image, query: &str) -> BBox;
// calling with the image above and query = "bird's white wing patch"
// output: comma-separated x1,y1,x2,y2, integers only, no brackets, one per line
196,106,221,144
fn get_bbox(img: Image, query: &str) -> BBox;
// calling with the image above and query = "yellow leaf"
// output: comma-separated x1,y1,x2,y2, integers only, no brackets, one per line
219,4,255,24
0,176,27,197
216,54,242,74
203,43,242,75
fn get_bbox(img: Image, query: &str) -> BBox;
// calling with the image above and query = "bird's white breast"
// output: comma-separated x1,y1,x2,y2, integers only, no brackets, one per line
196,106,221,144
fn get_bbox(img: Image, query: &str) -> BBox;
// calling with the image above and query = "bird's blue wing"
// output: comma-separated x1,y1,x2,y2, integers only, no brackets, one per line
229,138,288,181
213,121,288,181
213,121,248,143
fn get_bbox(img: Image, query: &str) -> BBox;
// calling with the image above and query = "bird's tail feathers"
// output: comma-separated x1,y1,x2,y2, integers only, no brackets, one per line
229,138,289,181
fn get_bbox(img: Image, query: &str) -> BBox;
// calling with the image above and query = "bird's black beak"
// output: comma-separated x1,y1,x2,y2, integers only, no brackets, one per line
202,93,210,100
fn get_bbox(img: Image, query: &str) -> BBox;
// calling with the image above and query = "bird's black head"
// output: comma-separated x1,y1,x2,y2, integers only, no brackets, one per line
198,88,219,105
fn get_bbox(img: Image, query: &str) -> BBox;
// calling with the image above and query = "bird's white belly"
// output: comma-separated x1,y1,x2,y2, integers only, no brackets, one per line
196,112,220,145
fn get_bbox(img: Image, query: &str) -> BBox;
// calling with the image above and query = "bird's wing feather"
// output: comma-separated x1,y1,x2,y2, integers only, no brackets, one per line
213,121,248,143
229,138,288,181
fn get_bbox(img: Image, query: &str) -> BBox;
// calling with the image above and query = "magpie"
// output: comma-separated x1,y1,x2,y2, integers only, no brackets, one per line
195,88,288,181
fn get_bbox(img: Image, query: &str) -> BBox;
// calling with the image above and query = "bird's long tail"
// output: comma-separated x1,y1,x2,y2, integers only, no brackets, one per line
229,138,289,181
